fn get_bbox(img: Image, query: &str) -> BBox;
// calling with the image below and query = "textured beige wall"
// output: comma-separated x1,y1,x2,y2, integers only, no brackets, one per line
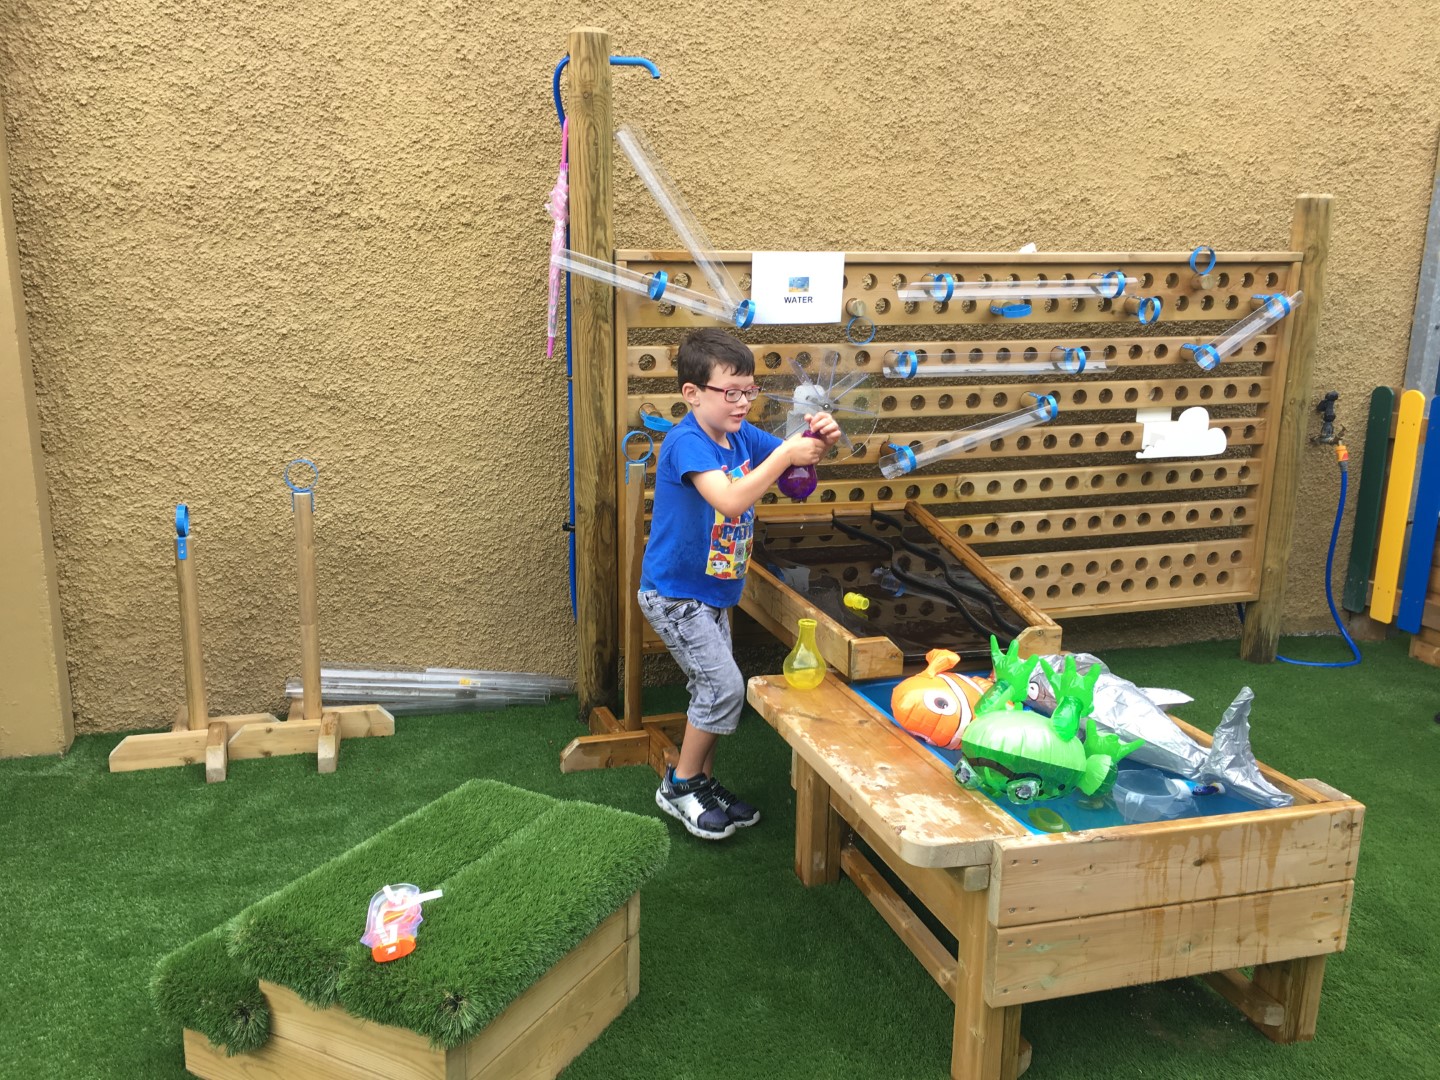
2,2,1438,734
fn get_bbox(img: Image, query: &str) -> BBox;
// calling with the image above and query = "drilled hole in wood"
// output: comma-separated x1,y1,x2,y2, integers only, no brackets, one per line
1098,389,1114,405
1200,295,1214,311
1087,514,1102,529
904,484,920,499
1124,388,1139,403
1063,517,1078,531
639,353,656,371
894,603,908,615
1010,520,1025,535
1238,465,1252,479
933,483,949,497
990,438,1006,452
1230,549,1244,563
1136,557,1150,571
1070,433,1085,449
856,350,871,366
1165,272,1179,287
1159,555,1172,569
966,393,982,409
1165,470,1179,483
1060,562,1074,576
1175,386,1189,401
877,486,892,500
1149,386,1163,401
1047,584,1061,599
1253,341,1267,356
1065,476,1080,490
985,522,1000,537
1036,519,1051,533
671,402,687,418
761,492,777,503
1097,580,1112,594
1199,385,1214,400
1043,434,1059,450
1170,574,1182,588
1217,570,1230,584
1241,272,1255,287
1017,435,1032,450
1035,564,1049,579
1234,506,1247,520
1137,512,1151,525
1013,479,1028,494
1154,344,1169,359
1265,272,1279,287
1224,384,1238,399
1110,558,1124,572
958,524,974,538
1009,566,1024,580
960,482,975,496
1162,511,1176,524
1121,579,1135,592
987,480,1002,495
1022,586,1036,599
1206,551,1220,565
1146,577,1159,590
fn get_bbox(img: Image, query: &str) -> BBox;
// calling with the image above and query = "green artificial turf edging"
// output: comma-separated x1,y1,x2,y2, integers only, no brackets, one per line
226,779,556,1007
337,800,670,1049
149,928,270,1056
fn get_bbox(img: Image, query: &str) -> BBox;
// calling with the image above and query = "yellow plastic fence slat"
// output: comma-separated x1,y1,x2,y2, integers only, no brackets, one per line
1371,389,1427,623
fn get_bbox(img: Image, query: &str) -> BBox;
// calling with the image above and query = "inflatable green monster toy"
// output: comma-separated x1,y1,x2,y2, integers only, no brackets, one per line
956,648,1144,805
974,636,1041,714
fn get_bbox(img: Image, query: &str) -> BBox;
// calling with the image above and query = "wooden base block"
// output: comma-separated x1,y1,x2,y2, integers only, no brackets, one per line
560,714,685,777
1410,626,1440,668
182,896,640,1080
110,705,393,776
317,713,340,774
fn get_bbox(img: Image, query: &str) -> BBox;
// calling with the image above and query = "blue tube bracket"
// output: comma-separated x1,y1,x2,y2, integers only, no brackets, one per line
1189,246,1218,275
990,301,1032,319
175,503,190,560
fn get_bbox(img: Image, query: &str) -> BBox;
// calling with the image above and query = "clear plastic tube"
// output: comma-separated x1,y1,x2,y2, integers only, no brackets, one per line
896,271,1139,302
285,678,549,703
553,249,754,328
317,667,573,693
883,346,1105,378
615,123,745,311
877,394,1059,479
1182,291,1302,370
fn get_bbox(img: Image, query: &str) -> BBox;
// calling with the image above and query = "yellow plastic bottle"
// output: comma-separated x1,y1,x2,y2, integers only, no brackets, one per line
783,618,826,690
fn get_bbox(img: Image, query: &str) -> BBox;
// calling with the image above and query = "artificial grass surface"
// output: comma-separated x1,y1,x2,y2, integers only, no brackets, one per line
3,635,1437,1079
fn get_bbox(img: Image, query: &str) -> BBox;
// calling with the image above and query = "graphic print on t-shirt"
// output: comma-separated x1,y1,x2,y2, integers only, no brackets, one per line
706,460,755,580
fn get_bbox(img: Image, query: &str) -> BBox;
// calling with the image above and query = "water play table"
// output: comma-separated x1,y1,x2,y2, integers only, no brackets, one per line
747,673,1364,1080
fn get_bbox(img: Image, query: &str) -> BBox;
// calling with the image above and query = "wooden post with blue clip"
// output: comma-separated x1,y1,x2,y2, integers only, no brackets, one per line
109,461,396,782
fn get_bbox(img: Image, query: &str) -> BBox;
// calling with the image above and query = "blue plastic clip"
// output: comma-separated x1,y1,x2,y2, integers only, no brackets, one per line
923,273,955,303
846,315,876,345
1098,271,1127,299
1189,246,1217,275
1023,392,1060,422
1058,346,1088,374
885,442,919,476
647,269,668,301
891,349,920,378
639,404,675,433
1256,292,1292,317
733,299,757,329
175,503,190,560
284,458,320,511
1181,343,1222,371
990,301,1032,319
622,430,655,469
1136,296,1162,325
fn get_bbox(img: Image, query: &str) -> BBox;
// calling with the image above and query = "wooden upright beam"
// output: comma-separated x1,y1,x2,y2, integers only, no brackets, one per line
1242,194,1332,662
568,26,620,722
292,489,322,721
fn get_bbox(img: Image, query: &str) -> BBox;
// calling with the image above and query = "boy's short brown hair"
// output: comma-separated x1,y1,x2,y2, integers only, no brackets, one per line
675,328,755,391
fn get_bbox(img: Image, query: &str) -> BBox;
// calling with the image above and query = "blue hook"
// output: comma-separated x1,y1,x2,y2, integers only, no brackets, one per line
284,458,320,511
175,503,190,560
553,54,661,126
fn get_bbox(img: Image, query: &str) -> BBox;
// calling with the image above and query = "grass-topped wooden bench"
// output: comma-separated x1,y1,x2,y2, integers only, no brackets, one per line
151,780,669,1079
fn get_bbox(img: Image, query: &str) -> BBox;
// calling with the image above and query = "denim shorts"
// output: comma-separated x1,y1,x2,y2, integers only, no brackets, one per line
636,590,746,736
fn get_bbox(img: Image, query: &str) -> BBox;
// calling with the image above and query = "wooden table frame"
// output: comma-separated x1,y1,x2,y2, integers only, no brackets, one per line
748,674,1364,1080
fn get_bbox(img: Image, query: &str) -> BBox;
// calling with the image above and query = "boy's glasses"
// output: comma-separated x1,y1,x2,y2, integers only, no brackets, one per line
702,384,762,403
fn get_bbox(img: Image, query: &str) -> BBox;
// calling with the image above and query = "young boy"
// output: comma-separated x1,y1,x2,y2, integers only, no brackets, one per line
638,327,841,840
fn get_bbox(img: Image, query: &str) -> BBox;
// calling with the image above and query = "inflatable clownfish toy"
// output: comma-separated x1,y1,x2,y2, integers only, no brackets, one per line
890,649,992,750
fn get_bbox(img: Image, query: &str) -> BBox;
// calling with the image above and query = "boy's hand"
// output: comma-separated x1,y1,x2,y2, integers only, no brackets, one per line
783,429,828,466
805,412,842,446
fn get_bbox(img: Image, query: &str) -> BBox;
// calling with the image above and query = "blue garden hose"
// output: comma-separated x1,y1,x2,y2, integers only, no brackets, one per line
1236,445,1361,668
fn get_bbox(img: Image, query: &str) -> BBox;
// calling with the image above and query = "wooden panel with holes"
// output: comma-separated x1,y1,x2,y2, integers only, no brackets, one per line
612,248,1302,621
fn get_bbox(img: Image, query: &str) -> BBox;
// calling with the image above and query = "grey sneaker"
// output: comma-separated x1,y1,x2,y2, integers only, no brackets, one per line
656,769,735,840
706,777,760,827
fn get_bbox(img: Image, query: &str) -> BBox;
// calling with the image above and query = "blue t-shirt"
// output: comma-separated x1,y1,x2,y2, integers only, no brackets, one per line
640,413,784,608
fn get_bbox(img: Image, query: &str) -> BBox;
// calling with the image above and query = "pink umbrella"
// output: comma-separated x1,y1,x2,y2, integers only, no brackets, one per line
545,120,569,358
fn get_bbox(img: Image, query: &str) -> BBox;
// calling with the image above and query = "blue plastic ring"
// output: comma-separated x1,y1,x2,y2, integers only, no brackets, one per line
639,404,675,433
1023,392,1060,422
1182,343,1222,370
733,299,756,329
927,273,955,303
892,350,919,378
846,315,876,345
176,503,190,537
990,301,1032,318
1099,271,1125,299
1189,246,1217,275
647,269,668,302
885,443,918,476
284,458,319,494
1137,296,1162,325
1062,347,1087,374
622,430,655,467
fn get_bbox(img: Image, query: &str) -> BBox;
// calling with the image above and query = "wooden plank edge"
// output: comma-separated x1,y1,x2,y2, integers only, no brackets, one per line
840,842,957,1002
559,731,650,773
1199,969,1286,1028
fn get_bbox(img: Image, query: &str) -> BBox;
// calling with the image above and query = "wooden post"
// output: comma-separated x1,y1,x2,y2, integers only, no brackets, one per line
568,26,619,722
174,507,208,730
1241,194,1332,662
292,484,322,722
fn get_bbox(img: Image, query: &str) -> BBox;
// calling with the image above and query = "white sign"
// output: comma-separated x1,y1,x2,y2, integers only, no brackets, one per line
1135,406,1228,459
749,251,845,325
